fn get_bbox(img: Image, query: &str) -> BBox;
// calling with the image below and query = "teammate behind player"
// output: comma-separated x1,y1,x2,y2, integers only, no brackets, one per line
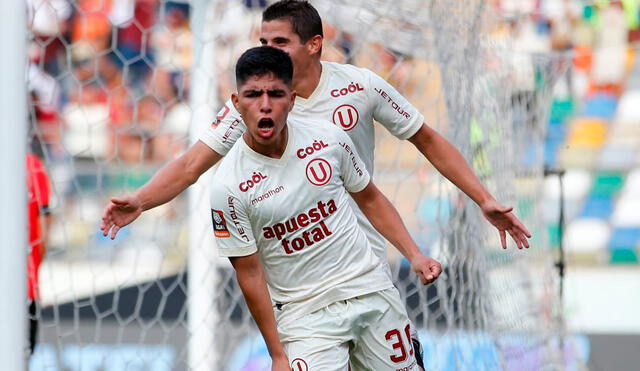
212,45,441,371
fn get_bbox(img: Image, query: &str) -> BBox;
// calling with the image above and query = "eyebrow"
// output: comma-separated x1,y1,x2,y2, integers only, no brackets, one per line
241,88,287,95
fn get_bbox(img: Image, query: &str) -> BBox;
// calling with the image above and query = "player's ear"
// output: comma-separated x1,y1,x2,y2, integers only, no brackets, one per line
231,92,240,111
289,90,296,111
307,35,323,56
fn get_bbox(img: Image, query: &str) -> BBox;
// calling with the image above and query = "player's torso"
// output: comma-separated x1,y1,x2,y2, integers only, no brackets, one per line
224,123,383,305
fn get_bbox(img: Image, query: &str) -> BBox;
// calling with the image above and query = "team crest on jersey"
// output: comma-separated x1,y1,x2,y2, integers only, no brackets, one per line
306,158,332,186
212,105,230,128
291,358,309,371
332,104,359,131
211,209,230,237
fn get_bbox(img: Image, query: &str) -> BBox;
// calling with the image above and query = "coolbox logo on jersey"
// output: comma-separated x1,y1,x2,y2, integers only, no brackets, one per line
305,158,332,186
262,199,337,254
374,88,411,119
211,209,230,238
296,139,328,159
330,82,364,98
332,104,359,131
239,172,268,192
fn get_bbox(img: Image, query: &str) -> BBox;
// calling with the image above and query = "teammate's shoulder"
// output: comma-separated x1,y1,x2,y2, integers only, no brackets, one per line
323,61,372,78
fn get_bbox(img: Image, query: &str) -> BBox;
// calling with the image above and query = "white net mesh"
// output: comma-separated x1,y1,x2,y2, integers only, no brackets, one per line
25,0,585,369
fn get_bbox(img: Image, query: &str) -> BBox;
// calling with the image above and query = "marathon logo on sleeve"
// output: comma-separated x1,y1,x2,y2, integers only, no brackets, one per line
339,142,364,176
262,200,338,254
296,139,329,159
211,209,230,238
330,82,364,98
373,87,411,119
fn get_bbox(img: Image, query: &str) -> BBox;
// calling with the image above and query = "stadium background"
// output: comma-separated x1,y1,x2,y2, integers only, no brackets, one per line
16,0,640,369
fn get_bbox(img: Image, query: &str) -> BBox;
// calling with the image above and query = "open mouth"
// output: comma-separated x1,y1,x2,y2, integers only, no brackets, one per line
257,118,275,137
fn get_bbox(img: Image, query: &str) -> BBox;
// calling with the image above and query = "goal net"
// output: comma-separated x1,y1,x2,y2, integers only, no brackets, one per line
23,0,583,369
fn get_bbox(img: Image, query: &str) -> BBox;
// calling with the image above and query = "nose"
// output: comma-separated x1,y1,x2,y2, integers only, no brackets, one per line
259,94,271,113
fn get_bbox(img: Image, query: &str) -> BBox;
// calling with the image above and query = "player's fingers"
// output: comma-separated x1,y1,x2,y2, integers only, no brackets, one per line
519,231,530,248
517,222,532,238
500,230,507,249
430,263,443,278
420,274,428,285
508,229,522,249
110,225,120,240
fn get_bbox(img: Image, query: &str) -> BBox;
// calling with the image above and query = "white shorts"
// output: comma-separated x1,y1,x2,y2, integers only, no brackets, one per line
276,288,419,371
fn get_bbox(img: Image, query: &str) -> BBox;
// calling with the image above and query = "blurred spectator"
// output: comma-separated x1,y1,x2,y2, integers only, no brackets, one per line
114,0,157,85
27,0,72,75
71,0,113,58
28,42,64,157
146,71,191,162
152,1,192,73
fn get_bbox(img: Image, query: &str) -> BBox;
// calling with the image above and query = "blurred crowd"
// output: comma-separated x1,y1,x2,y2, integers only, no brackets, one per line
27,0,265,164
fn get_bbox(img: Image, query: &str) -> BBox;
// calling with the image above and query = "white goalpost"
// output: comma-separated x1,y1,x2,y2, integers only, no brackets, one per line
17,0,588,370
0,0,27,369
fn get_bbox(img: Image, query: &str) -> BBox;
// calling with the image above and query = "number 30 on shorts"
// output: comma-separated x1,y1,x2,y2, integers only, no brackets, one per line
385,324,414,363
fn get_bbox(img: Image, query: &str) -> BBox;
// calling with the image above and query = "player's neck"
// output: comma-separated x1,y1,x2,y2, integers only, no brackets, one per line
292,59,322,99
244,125,289,159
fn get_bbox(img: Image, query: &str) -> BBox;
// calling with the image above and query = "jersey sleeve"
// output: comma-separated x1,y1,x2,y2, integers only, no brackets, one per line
335,129,371,193
199,99,247,156
366,69,424,140
210,182,257,257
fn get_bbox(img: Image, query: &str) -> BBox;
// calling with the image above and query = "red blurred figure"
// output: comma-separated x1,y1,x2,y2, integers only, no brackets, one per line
26,153,52,355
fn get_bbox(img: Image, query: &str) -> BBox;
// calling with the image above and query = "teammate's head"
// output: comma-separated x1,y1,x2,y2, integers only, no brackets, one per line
260,1,324,71
232,47,296,154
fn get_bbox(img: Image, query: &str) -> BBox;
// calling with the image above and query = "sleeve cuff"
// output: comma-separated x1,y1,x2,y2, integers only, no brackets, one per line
347,173,370,193
394,114,425,140
217,244,258,257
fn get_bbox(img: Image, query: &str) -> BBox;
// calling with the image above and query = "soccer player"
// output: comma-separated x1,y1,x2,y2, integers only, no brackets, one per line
212,45,441,371
26,152,52,355
101,0,531,367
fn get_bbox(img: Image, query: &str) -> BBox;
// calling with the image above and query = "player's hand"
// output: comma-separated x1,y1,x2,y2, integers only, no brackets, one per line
100,195,143,239
411,254,442,285
480,199,532,250
271,353,291,371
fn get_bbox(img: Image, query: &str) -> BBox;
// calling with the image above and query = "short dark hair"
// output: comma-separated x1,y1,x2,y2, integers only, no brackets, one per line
235,46,293,87
262,0,323,43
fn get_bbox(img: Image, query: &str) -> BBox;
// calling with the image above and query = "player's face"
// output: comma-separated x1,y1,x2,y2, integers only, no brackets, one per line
232,73,296,151
260,19,316,72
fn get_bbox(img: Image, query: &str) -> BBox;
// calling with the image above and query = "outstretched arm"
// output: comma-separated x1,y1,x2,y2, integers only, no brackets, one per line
101,141,222,239
408,124,531,249
350,182,442,285
229,253,290,371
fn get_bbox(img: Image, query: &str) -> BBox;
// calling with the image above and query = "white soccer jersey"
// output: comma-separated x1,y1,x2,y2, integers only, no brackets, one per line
209,120,393,322
201,61,424,267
